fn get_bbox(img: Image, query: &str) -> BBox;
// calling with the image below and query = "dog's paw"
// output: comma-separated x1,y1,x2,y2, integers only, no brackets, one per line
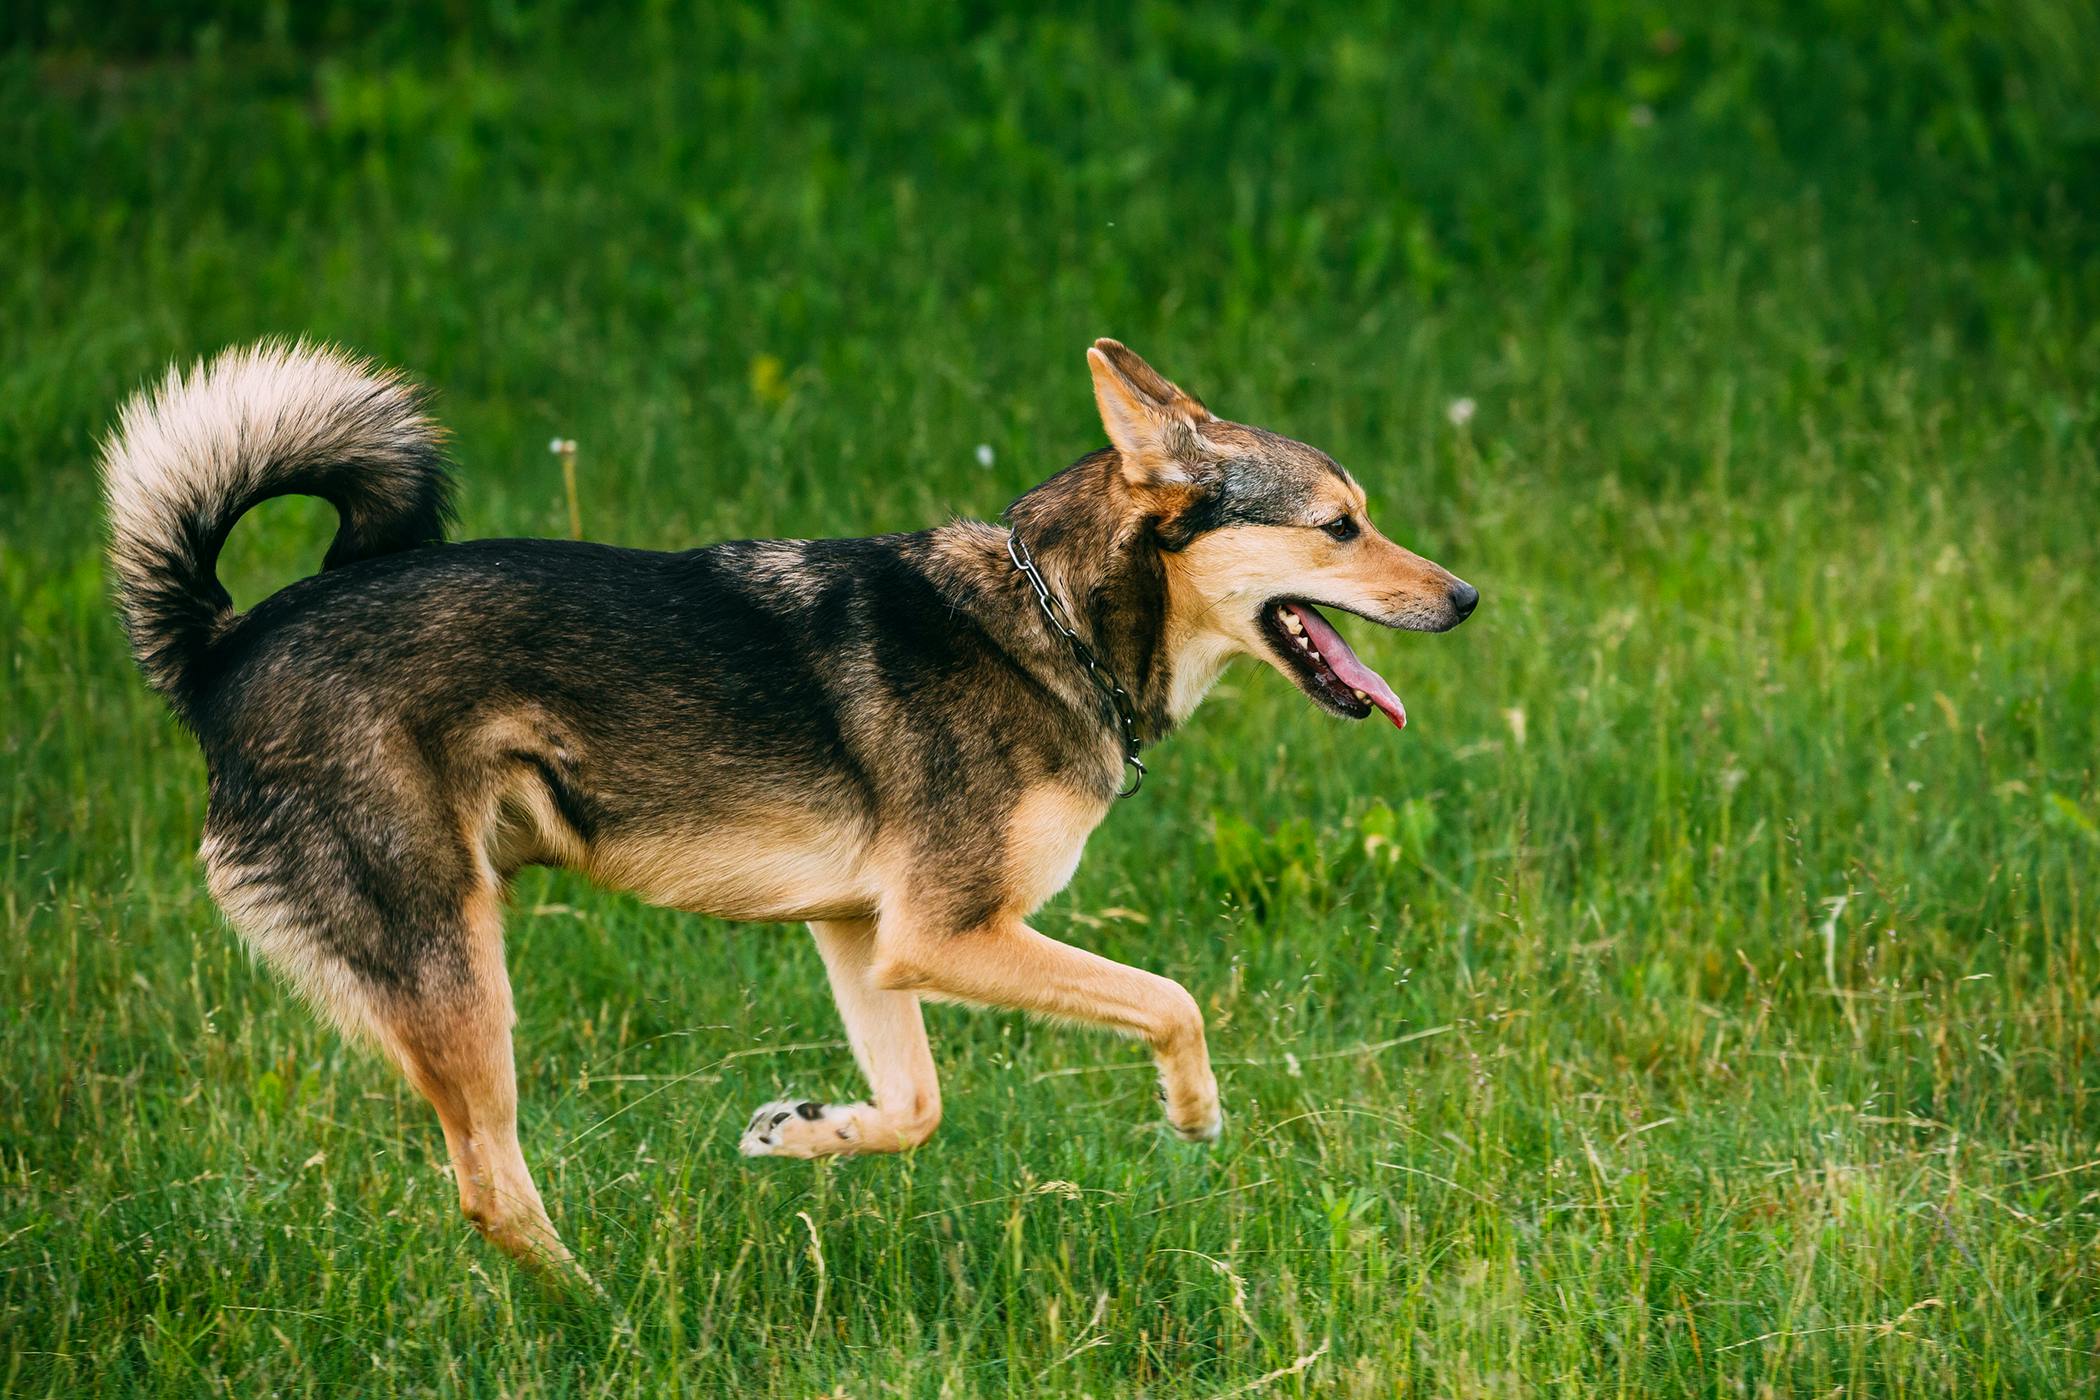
1159,1079,1224,1144
739,1098,864,1158
1168,1102,1225,1144
1171,1107,1225,1143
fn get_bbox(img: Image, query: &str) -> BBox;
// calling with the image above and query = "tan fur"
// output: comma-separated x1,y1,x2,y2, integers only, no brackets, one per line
371,883,570,1272
1003,782,1108,914
1158,626,1242,725
589,769,1095,934
586,811,880,923
740,918,943,1157
1090,343,1211,486
1165,514,1463,659
483,772,586,874
204,837,388,1048
867,909,1220,1142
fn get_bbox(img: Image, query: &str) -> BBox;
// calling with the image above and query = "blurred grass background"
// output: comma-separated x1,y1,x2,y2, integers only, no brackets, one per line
3,2,2098,1395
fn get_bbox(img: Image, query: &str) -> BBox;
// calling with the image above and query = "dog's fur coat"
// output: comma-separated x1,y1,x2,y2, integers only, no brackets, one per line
102,338,1473,1270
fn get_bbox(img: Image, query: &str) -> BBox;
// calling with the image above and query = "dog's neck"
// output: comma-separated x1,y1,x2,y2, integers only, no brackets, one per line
999,450,1195,745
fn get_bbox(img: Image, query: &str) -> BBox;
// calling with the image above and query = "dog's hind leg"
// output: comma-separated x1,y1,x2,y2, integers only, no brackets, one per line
205,762,579,1277
370,884,573,1274
740,917,942,1158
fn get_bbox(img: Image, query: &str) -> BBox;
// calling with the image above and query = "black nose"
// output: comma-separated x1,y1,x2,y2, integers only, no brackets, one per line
1448,580,1479,621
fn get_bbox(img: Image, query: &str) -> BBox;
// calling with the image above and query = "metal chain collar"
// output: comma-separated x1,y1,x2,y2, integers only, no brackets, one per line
1004,526,1147,798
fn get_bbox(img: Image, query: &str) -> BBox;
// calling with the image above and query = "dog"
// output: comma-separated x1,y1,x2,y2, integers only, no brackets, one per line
101,337,1476,1272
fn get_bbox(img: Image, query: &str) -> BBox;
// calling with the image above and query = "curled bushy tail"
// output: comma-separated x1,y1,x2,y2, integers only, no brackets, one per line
100,339,454,723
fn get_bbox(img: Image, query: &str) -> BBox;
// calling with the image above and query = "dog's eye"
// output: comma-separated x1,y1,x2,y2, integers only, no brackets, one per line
1320,515,1360,542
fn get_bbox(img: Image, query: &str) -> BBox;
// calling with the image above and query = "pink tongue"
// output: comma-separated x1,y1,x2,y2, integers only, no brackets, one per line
1290,604,1407,729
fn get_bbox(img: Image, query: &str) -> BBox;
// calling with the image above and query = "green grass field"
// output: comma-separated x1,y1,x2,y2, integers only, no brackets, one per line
5,4,2098,1394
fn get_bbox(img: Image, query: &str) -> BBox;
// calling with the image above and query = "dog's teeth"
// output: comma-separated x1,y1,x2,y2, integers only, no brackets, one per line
1353,688,1368,701
1283,613,1304,635
1307,650,1321,663
1295,633,1311,650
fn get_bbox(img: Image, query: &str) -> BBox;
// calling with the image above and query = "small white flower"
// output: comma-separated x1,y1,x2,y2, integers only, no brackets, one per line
975,443,996,468
1502,706,1526,748
549,437,564,453
549,437,576,454
1446,397,1476,428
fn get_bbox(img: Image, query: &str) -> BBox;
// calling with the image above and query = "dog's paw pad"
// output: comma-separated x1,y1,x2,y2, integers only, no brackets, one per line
740,1098,864,1157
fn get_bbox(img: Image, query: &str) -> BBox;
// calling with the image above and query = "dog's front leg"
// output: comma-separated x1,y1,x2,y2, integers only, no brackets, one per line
741,917,943,1158
869,911,1222,1143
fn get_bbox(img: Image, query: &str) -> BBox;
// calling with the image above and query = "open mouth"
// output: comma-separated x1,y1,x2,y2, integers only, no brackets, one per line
1260,600,1407,729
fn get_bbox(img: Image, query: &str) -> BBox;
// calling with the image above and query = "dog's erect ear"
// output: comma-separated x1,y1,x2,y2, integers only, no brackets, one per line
1087,339,1215,488
1092,339,1210,422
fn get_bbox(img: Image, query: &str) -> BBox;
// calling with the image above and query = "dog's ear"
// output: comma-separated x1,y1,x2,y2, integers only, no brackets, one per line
1087,339,1216,489
1092,339,1210,422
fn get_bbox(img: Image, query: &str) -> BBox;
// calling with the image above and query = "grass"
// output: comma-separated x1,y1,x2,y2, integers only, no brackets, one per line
4,3,2099,1394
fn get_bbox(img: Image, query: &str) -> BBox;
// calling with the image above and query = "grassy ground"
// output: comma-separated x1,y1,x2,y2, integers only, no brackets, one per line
5,4,2099,1395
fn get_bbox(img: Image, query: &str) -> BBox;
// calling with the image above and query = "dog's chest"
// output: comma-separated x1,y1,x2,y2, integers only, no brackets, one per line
1004,782,1111,914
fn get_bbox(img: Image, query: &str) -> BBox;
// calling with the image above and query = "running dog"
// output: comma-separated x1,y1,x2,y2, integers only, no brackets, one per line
101,338,1476,1271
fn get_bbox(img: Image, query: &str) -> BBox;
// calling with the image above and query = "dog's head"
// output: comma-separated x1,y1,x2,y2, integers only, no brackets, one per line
1088,338,1476,729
